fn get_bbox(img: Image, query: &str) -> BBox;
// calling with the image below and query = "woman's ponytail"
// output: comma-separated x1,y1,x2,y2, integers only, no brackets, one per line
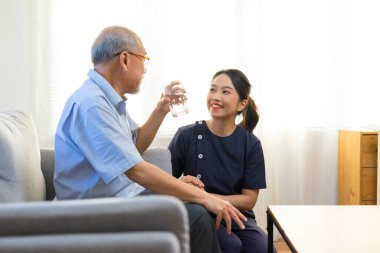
239,97,259,132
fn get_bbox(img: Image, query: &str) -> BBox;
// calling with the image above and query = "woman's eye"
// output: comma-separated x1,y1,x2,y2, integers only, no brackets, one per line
223,90,231,94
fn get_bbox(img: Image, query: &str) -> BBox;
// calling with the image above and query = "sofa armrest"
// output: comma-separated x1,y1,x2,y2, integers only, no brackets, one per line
40,148,55,200
0,196,189,253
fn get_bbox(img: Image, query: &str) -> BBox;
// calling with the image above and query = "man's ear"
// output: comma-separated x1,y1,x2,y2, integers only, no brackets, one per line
117,52,128,69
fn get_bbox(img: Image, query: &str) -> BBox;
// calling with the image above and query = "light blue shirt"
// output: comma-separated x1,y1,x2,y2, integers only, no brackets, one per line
54,69,145,199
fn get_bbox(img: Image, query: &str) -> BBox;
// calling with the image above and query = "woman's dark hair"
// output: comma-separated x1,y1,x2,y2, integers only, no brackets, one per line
212,69,259,132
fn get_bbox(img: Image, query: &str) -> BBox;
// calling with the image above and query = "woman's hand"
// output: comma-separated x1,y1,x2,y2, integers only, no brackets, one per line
180,175,205,190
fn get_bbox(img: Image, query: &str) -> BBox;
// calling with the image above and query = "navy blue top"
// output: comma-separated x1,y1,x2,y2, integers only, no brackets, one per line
168,120,267,196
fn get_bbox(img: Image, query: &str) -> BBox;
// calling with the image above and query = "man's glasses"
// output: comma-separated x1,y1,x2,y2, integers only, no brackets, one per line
114,51,150,66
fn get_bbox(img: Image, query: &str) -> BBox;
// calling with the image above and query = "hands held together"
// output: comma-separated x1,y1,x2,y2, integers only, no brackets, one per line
180,175,247,234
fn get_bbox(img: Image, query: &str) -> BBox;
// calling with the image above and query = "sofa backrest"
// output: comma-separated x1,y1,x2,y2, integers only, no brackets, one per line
0,110,173,202
141,148,172,175
0,111,46,202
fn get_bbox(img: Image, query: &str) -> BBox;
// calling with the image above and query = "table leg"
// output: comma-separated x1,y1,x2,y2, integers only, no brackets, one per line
267,209,274,253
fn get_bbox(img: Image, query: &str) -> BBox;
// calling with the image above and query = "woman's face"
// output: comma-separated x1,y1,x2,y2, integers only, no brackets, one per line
207,73,246,120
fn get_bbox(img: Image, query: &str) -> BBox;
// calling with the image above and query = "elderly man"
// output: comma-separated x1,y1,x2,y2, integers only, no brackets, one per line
54,26,246,253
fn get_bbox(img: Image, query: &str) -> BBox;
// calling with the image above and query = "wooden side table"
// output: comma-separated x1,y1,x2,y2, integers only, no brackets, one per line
338,130,378,205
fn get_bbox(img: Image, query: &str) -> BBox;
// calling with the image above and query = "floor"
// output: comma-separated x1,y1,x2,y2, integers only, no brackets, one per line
274,239,291,253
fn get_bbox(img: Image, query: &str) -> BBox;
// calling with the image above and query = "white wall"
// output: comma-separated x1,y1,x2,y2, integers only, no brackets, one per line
0,0,36,112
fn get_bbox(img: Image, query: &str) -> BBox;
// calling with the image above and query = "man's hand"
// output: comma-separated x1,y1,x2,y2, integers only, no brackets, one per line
155,93,171,114
203,194,247,234
159,81,187,113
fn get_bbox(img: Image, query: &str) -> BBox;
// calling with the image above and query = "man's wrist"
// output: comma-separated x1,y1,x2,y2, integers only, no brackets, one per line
153,107,169,117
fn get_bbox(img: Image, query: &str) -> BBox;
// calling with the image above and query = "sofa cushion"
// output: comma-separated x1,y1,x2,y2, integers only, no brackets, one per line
0,111,46,201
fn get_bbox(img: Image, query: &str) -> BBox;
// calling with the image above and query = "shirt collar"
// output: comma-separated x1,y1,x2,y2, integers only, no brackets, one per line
87,69,127,108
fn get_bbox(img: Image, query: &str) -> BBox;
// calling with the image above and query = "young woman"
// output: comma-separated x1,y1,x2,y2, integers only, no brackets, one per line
168,69,276,253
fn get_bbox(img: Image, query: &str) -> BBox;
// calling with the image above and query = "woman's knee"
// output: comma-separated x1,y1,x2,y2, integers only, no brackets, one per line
216,225,243,253
240,229,276,253
219,237,243,253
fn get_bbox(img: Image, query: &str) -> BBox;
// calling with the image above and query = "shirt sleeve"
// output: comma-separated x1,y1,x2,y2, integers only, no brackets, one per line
73,99,142,184
242,136,267,190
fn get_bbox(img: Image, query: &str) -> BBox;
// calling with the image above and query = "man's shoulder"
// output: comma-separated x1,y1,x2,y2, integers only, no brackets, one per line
58,81,108,129
69,81,107,110
73,80,102,99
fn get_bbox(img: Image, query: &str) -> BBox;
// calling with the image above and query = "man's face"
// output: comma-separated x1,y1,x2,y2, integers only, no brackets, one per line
125,45,148,94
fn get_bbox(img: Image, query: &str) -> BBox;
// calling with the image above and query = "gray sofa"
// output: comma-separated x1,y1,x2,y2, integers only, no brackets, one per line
0,110,189,253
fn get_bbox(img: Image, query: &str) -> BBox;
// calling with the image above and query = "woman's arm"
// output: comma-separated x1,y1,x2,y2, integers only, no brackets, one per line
180,175,259,211
179,175,205,190
210,189,259,211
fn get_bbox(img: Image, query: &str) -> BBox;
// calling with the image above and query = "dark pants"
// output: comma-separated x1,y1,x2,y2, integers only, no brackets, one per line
139,190,221,253
216,217,277,253
185,203,221,253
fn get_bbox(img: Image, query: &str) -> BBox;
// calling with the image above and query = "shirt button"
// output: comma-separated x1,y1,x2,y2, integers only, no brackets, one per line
198,120,203,124
198,154,203,159
197,135,203,140
197,174,202,179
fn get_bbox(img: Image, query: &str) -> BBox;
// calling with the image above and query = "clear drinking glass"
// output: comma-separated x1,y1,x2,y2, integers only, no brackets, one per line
163,81,189,117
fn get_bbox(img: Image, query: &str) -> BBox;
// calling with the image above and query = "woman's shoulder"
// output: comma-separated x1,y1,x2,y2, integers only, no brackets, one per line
175,120,205,136
181,120,207,130
177,122,195,133
236,125,261,144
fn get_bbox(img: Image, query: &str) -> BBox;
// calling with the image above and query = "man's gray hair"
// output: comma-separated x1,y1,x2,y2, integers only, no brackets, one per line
91,26,139,65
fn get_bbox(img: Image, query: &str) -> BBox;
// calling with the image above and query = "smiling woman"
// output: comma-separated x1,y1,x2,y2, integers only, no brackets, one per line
6,0,380,240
